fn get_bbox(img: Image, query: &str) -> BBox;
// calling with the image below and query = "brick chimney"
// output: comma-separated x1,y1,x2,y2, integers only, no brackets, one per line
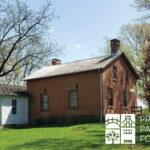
52,59,61,65
110,39,120,56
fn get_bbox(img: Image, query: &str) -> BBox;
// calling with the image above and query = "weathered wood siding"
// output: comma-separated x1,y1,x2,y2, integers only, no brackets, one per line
1,96,28,125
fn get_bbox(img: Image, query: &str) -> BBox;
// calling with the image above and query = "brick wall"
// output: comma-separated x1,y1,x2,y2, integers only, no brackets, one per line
27,71,101,122
103,57,137,114
27,57,137,123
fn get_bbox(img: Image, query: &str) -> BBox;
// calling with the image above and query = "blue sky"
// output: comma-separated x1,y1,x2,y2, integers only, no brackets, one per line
25,0,139,63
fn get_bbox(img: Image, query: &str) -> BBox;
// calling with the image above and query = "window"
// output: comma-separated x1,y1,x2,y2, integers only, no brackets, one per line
40,94,48,111
124,129,132,134
107,88,113,106
125,72,129,83
12,100,17,114
112,66,117,79
123,91,127,107
68,90,78,109
124,140,132,144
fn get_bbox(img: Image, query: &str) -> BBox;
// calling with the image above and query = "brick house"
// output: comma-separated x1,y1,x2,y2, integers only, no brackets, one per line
26,39,139,123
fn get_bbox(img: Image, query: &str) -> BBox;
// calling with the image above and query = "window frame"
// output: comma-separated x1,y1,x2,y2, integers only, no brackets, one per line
12,99,17,114
122,90,128,107
124,129,132,134
68,89,78,109
40,93,49,112
107,87,114,106
112,65,117,80
125,71,129,84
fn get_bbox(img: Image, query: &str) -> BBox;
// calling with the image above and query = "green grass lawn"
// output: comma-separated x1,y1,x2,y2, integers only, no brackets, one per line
0,122,149,150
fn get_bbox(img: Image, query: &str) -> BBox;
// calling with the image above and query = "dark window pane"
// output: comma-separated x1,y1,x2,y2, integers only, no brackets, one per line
125,72,129,83
123,91,127,107
12,99,17,114
112,66,117,79
40,94,48,111
108,88,113,106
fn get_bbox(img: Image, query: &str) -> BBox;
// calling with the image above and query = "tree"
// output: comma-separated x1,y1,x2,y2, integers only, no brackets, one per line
134,0,150,11
134,0,150,19
120,23,150,67
129,0,150,110
0,0,60,85
142,38,150,111
120,24,150,103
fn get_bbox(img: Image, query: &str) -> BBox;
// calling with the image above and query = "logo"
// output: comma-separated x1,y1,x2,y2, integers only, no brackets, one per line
105,114,135,144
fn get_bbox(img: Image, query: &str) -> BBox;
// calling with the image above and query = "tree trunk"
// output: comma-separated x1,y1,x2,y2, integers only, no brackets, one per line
148,101,150,112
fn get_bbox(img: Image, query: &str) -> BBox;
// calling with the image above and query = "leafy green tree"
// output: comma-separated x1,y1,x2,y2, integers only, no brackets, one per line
142,39,150,111
122,24,150,110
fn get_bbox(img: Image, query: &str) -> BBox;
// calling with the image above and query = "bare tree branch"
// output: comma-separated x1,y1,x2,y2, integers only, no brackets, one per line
0,0,60,85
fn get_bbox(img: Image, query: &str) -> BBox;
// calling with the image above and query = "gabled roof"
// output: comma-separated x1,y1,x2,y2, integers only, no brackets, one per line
25,52,139,81
0,84,27,96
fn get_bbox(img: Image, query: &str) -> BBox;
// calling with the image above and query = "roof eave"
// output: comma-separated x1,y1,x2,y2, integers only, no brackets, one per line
121,53,140,80
25,68,100,81
102,52,139,80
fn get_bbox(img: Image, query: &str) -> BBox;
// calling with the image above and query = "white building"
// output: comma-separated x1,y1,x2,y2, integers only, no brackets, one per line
121,114,135,144
105,114,135,144
0,84,28,126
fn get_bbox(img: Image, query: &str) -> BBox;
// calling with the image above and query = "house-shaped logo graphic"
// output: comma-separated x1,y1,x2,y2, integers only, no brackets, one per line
105,114,135,144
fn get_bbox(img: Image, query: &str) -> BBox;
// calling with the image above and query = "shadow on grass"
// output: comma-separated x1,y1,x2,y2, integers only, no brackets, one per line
4,122,150,150
7,122,101,130
85,123,150,149
7,125,107,150
7,137,103,150
7,135,126,150
85,130,127,149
